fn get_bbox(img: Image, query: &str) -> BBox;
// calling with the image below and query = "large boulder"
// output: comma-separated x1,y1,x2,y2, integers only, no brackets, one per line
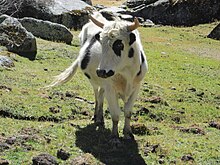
0,15,37,60
5,0,93,29
124,0,220,26
19,17,73,44
208,23,220,40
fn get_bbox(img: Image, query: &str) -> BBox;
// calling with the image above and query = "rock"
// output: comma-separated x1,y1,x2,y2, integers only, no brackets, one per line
124,0,158,8
19,17,73,44
0,158,9,165
32,153,58,165
208,23,220,40
142,19,155,27
0,15,37,60
57,148,71,160
99,6,127,21
81,0,92,5
7,0,93,29
119,14,134,22
0,55,14,68
124,0,220,26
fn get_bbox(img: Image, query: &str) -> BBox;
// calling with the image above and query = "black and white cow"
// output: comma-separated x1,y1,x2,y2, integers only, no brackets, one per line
47,12,148,141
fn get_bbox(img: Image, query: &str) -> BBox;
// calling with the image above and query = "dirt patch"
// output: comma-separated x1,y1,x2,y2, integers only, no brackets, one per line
32,153,58,165
131,123,161,136
57,148,71,160
0,158,10,165
0,109,65,122
0,85,12,92
70,153,94,165
184,46,220,60
172,125,205,135
209,121,220,130
144,142,164,157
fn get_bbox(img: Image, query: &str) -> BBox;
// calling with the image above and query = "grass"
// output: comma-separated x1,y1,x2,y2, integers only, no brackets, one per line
0,21,220,164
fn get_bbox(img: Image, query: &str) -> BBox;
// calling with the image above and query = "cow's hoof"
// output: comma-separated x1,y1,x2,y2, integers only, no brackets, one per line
93,116,104,128
109,136,122,148
123,132,135,140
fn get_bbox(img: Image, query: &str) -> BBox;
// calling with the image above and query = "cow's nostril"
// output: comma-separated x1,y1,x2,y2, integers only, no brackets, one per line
96,69,114,78
96,69,106,78
106,70,115,77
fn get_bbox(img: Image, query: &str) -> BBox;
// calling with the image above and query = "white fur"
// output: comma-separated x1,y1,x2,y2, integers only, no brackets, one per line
47,13,148,140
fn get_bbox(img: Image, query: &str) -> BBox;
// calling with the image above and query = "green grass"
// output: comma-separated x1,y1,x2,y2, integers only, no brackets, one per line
0,22,220,164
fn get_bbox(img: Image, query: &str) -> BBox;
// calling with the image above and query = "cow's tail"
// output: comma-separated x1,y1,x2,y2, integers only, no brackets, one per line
44,59,79,88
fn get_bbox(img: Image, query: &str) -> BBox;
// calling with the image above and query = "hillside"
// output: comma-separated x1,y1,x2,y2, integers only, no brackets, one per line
0,16,220,165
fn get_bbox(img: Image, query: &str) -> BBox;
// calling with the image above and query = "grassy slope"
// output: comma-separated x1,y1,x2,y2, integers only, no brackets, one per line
0,22,220,164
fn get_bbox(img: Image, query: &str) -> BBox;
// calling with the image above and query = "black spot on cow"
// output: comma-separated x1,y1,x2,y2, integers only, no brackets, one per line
95,32,101,41
129,33,136,45
137,65,142,76
84,73,91,79
81,34,99,70
112,40,124,57
140,51,145,63
81,51,90,70
128,47,134,58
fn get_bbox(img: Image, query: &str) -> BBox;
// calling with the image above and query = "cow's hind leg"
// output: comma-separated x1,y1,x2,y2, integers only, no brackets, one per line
94,87,105,127
123,87,140,140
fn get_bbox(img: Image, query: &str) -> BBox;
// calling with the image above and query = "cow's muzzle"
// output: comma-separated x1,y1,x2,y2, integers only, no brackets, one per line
96,69,115,78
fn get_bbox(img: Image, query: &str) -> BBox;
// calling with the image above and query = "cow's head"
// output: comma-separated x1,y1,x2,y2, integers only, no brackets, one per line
89,15,140,78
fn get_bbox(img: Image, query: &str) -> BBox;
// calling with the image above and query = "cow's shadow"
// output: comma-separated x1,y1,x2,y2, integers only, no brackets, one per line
75,123,146,165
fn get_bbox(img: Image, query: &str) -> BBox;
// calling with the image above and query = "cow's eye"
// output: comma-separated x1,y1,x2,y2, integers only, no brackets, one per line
112,40,124,56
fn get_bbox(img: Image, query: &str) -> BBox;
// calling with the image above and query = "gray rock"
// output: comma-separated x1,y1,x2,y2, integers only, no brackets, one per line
99,7,132,21
208,23,220,40
7,0,93,29
81,0,92,5
0,55,14,69
99,6,127,14
124,0,158,8
19,17,73,44
0,15,37,60
124,0,220,26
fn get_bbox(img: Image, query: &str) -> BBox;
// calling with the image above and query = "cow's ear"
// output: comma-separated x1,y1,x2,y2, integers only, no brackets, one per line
95,32,101,41
129,33,136,45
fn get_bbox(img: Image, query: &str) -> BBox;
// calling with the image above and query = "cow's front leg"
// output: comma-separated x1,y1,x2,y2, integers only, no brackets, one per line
105,88,121,143
94,87,105,127
123,87,140,140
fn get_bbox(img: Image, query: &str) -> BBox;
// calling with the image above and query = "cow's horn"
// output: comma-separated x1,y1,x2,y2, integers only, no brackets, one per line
89,15,104,28
128,17,140,31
